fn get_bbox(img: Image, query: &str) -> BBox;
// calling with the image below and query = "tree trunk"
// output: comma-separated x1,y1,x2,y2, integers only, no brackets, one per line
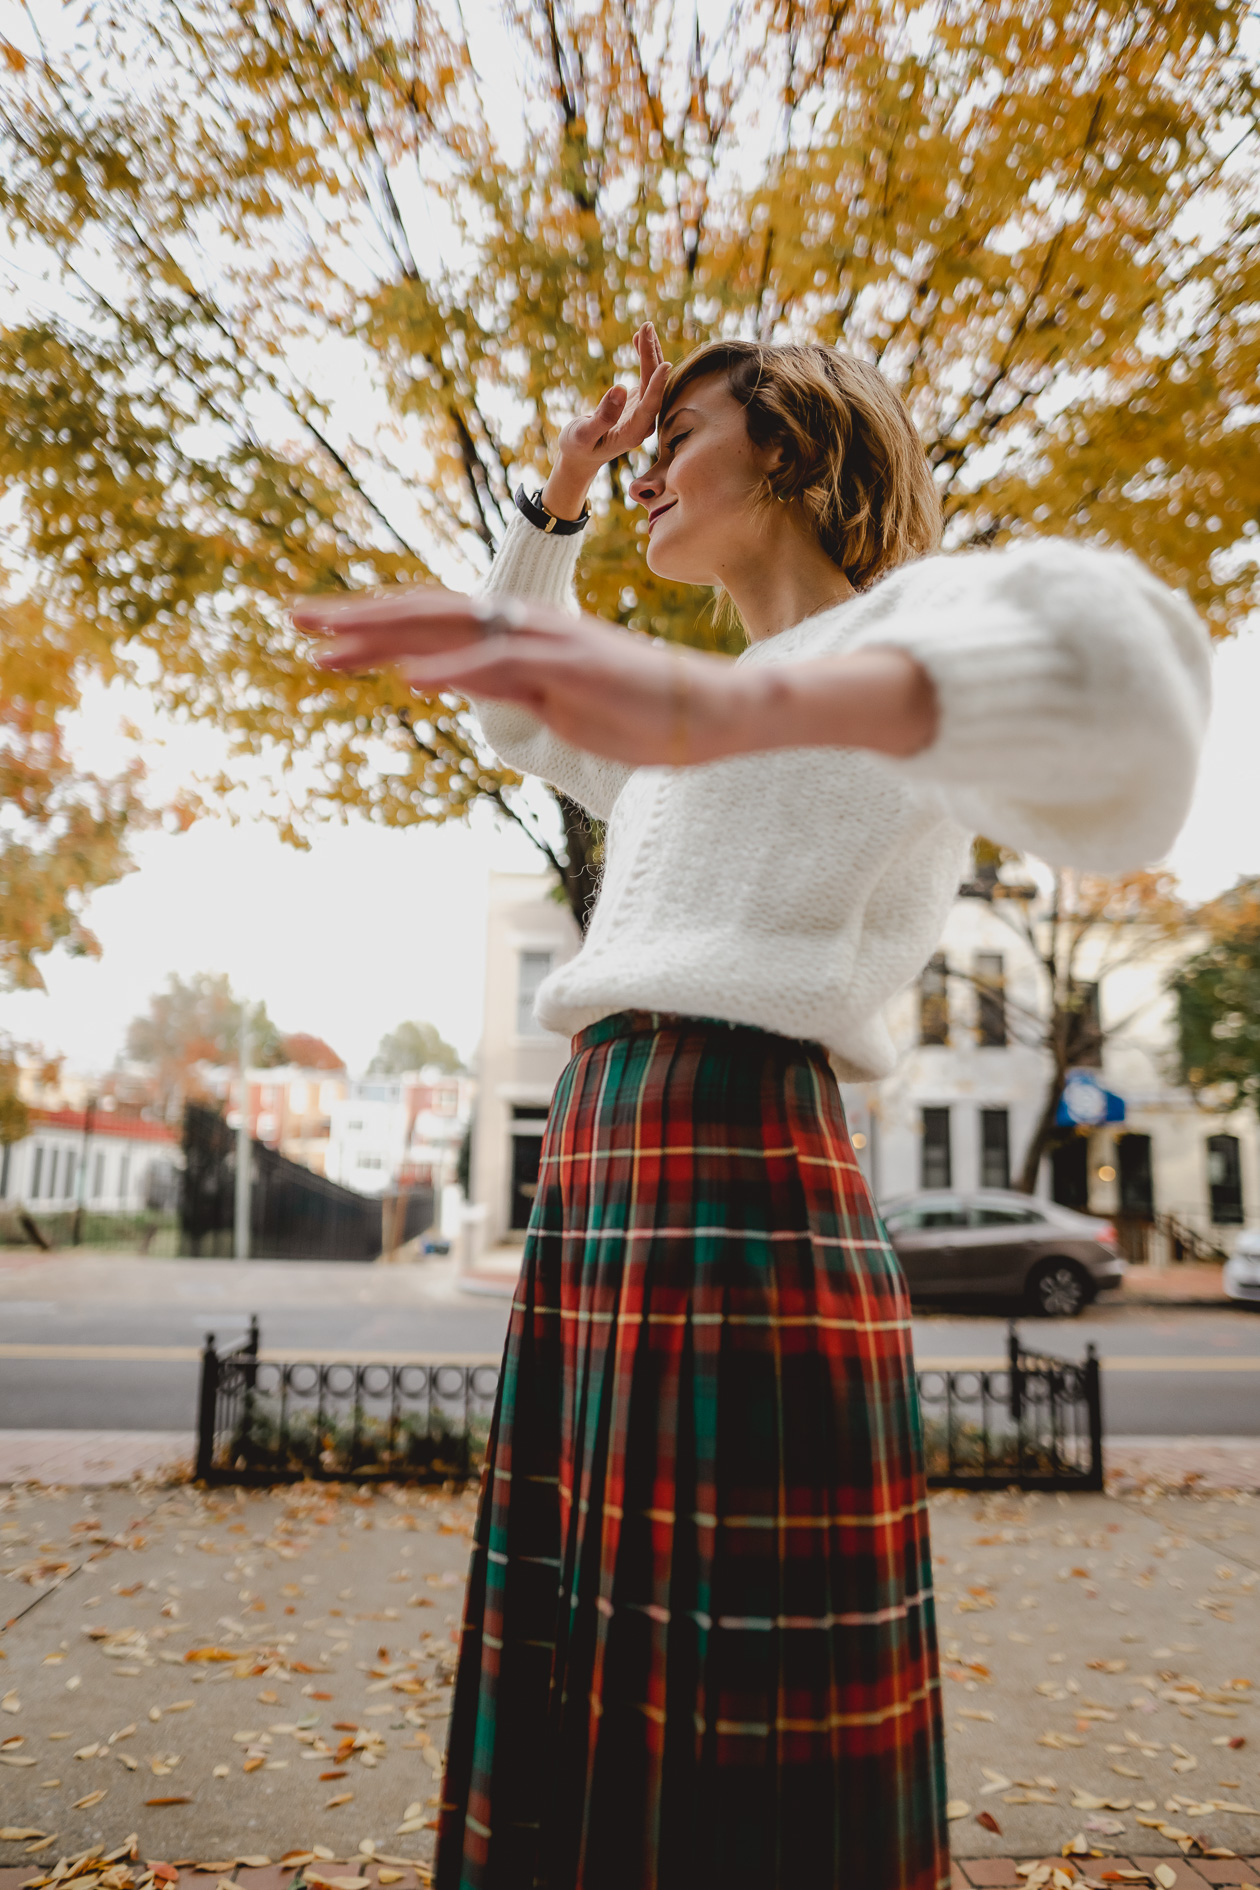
1015,1062,1069,1194
554,793,602,934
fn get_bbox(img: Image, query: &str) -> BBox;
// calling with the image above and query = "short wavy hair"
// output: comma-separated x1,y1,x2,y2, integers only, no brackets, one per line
659,340,941,590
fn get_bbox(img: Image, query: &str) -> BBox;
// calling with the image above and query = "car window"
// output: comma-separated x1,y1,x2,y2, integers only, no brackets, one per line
885,1199,969,1232
971,1204,1045,1227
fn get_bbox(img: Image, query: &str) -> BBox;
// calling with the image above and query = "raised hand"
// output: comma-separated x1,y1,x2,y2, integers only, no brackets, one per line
541,324,670,520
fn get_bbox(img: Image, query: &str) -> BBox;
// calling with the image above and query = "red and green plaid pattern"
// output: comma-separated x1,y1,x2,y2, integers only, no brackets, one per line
437,1010,949,1890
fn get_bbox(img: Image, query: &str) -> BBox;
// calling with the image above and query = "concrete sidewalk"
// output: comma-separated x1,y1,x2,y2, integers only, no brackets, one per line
3,1478,1260,1881
0,1480,477,1881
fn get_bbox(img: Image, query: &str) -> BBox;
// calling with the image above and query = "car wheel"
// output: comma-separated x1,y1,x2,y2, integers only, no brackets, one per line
1026,1257,1092,1318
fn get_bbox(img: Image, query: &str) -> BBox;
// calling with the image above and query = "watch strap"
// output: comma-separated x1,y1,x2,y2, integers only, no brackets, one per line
514,484,590,536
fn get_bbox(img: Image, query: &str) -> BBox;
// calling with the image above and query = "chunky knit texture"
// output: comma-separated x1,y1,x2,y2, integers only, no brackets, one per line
475,513,1211,1079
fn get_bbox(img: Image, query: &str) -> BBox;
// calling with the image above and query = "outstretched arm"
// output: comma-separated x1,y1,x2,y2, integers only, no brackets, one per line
304,537,1210,874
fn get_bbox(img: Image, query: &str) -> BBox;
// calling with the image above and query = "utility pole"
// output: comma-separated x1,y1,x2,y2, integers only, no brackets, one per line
235,1008,251,1263
72,1093,96,1246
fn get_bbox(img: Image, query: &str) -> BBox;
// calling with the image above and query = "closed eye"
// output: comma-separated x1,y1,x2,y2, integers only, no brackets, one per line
662,429,691,454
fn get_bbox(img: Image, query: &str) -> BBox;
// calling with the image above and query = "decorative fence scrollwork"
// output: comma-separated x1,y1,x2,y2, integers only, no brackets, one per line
196,1317,500,1484
916,1322,1103,1491
197,1317,1102,1490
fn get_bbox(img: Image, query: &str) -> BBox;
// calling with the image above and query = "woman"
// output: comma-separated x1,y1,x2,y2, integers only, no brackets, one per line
299,325,1210,1890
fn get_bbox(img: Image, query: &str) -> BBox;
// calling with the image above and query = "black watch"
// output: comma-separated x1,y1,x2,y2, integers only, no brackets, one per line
514,484,590,536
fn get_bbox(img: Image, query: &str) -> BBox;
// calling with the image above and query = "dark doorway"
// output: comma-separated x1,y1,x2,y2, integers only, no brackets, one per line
1051,1133,1089,1212
1117,1133,1154,1220
1207,1134,1244,1225
510,1132,545,1231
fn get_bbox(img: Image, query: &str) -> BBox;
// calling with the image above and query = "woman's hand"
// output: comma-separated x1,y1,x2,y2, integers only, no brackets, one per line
298,587,755,766
541,324,670,521
297,587,937,767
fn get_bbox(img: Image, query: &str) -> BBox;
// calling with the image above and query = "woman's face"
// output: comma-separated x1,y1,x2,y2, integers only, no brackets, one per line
628,373,777,585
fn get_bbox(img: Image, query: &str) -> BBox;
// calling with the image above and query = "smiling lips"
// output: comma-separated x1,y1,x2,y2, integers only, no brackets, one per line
648,501,677,529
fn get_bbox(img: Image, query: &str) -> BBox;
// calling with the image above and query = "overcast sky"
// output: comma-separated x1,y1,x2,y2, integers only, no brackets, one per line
4,622,1258,1079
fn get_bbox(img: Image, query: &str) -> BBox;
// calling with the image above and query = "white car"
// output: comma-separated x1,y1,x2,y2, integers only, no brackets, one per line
1223,1228,1260,1308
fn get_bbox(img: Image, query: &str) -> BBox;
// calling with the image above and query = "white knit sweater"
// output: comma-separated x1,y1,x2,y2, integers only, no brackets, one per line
473,514,1211,1079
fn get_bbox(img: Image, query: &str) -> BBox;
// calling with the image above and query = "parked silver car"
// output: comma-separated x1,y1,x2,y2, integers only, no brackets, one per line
1224,1228,1260,1308
878,1189,1126,1317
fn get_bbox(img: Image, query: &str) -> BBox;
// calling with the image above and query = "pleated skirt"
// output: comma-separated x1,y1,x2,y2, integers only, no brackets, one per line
436,1010,949,1890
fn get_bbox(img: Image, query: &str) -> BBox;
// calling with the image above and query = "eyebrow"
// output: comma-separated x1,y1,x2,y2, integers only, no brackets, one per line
657,406,698,443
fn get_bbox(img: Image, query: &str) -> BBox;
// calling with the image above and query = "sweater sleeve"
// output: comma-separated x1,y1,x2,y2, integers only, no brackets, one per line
469,511,634,822
845,538,1212,873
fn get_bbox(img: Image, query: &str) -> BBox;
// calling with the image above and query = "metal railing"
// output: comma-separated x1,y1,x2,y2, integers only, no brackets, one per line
916,1322,1103,1491
197,1318,1101,1491
195,1318,499,1484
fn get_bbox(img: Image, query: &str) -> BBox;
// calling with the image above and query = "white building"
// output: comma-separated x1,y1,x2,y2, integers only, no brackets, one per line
0,1106,181,1215
325,1070,471,1232
472,871,1258,1261
840,884,1258,1255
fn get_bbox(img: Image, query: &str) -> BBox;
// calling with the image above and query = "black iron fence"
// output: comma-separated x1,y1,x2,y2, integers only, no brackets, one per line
180,1102,433,1261
196,1318,500,1484
198,1317,1101,1492
917,1323,1103,1491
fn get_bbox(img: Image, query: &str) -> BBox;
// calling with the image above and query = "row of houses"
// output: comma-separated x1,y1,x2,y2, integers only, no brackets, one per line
1,1066,470,1232
5,867,1255,1264
469,871,1259,1258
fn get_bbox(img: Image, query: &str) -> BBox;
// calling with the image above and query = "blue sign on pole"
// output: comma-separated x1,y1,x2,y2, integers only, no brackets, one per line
1056,1071,1125,1128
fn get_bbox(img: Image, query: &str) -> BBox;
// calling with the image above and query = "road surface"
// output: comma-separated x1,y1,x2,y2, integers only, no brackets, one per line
0,1254,1256,1434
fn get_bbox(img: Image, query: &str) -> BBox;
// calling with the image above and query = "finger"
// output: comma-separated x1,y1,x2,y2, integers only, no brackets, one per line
568,382,627,450
611,362,670,449
313,622,484,670
293,586,471,634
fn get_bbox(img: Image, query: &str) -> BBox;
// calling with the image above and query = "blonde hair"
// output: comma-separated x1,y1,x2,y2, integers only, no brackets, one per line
659,340,941,589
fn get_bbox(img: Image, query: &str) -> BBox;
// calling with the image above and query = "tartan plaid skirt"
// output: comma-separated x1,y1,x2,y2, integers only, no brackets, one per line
437,1010,948,1890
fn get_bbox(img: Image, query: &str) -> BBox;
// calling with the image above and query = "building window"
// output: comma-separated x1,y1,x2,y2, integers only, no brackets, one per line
118,1152,130,1201
64,1152,76,1201
0,1142,9,1198
1207,1133,1244,1226
47,1149,59,1199
975,952,1007,1048
93,1150,105,1199
920,1106,952,1190
919,954,949,1046
1117,1132,1154,1221
1051,1134,1089,1211
517,951,554,1036
1066,982,1103,1067
31,1146,43,1197
980,1108,1010,1190
357,1154,383,1170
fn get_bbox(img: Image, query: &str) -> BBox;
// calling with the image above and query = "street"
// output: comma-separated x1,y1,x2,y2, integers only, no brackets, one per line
0,1255,1257,1434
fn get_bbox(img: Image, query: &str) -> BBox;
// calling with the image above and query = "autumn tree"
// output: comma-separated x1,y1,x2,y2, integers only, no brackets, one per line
0,0,1256,927
125,971,285,1117
369,1018,462,1074
281,1032,346,1071
1,589,154,990
1173,878,1260,1117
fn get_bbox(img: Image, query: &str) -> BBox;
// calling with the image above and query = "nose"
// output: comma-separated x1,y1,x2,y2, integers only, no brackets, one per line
628,460,666,510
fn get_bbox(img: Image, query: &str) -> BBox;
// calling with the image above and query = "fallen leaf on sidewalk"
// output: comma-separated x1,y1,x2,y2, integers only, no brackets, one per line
184,1648,236,1663
73,1789,107,1808
324,1791,354,1808
975,1810,1001,1833
0,1828,47,1840
945,1799,970,1820
146,1796,193,1807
